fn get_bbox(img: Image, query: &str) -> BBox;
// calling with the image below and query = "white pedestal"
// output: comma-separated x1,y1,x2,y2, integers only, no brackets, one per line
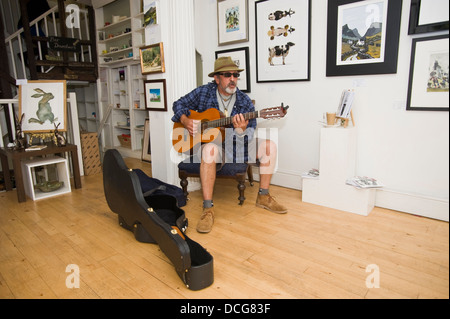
302,127,375,216
21,156,71,201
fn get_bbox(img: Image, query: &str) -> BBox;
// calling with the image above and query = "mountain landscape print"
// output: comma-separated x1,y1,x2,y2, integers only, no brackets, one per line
338,0,387,65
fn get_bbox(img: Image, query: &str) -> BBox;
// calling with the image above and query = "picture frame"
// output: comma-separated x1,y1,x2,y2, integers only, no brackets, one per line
139,43,165,75
326,0,402,77
144,79,167,112
406,34,449,111
408,0,449,35
143,0,158,27
141,119,151,162
255,0,311,82
18,80,67,133
217,0,249,46
215,47,251,92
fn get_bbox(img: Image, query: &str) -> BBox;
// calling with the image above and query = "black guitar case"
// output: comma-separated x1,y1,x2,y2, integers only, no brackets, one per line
103,149,213,291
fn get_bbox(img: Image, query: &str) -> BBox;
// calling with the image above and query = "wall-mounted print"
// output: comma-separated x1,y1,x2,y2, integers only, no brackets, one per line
140,43,165,75
144,79,167,112
326,0,402,76
408,0,449,35
18,80,67,133
407,35,449,111
217,0,249,46
255,0,311,82
143,0,158,27
216,47,251,92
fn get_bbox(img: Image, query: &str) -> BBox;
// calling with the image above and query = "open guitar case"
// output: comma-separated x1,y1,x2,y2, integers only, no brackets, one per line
103,149,213,291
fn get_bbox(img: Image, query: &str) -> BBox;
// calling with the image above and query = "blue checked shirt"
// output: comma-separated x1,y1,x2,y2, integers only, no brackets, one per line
172,81,256,163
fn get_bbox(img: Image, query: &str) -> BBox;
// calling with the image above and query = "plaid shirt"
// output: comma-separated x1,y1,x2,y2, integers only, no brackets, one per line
172,81,256,163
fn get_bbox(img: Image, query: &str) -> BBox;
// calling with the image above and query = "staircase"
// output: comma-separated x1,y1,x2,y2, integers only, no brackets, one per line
1,0,98,97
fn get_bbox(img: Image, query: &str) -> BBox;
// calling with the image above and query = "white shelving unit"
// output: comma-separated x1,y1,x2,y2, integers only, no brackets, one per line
95,0,148,159
21,156,71,201
302,127,376,216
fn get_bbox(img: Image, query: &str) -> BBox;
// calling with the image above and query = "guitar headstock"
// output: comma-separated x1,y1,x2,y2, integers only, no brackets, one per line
260,103,289,120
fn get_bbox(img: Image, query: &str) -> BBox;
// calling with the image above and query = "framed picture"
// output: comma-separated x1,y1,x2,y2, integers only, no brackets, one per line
18,80,67,133
215,47,251,92
144,79,167,112
408,0,449,34
143,0,158,27
139,43,165,75
255,0,311,82
406,34,449,111
217,0,249,46
142,119,151,162
326,0,402,76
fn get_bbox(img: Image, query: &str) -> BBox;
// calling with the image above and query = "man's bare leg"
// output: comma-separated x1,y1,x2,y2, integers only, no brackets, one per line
256,139,287,214
197,143,220,233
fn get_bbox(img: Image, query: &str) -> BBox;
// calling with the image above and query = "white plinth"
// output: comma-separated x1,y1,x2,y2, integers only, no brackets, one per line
21,156,71,201
302,127,375,216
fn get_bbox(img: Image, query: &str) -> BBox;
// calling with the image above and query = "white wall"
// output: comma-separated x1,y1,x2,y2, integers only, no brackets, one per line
193,0,449,220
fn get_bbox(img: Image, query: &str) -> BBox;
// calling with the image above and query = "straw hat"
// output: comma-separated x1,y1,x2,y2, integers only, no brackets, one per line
208,56,244,77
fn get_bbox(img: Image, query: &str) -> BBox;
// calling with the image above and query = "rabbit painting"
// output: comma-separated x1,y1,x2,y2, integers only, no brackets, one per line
28,88,58,125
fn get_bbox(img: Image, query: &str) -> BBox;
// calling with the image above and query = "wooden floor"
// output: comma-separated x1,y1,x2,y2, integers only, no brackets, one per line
0,157,448,299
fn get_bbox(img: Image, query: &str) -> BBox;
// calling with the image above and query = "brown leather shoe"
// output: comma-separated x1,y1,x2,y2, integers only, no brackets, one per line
256,193,288,214
196,207,215,233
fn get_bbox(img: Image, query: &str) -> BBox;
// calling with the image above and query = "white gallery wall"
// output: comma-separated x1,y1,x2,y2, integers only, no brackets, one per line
190,0,449,220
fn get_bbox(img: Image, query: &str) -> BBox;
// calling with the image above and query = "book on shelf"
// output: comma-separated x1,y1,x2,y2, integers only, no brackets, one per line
25,145,47,151
346,176,384,189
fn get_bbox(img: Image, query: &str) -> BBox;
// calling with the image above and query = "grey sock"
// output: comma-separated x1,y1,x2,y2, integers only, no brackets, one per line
203,200,214,208
259,188,269,195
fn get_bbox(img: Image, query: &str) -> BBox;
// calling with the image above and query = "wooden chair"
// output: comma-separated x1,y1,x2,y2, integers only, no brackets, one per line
178,156,254,205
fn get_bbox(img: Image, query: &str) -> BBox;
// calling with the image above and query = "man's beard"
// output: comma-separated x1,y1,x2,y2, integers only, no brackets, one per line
225,82,237,94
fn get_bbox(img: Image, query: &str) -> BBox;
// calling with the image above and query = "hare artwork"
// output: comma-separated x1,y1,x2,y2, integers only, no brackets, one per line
28,88,58,125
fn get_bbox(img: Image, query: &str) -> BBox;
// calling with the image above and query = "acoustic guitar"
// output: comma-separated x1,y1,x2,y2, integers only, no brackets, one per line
172,103,289,153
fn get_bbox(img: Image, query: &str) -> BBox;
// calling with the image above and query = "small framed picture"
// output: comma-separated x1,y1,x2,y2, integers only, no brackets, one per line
18,80,67,133
139,43,165,75
217,0,249,46
407,34,449,111
144,79,167,112
215,47,251,92
143,0,158,27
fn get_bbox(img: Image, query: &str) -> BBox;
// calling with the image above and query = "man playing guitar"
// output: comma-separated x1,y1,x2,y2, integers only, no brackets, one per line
172,57,288,233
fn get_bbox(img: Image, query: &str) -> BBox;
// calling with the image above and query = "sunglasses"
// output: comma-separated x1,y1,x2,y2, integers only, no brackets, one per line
219,72,240,78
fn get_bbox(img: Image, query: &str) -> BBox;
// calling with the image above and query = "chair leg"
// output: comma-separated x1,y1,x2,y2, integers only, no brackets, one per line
236,173,246,205
179,170,189,199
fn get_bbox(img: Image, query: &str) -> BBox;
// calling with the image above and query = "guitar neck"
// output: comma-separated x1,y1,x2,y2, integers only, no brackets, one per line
204,111,259,129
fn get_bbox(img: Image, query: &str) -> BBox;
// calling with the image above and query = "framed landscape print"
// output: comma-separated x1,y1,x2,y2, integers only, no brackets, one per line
217,0,249,46
18,80,67,133
326,0,402,76
144,79,167,112
408,0,449,34
406,35,449,111
140,43,165,75
215,47,251,92
255,0,311,82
